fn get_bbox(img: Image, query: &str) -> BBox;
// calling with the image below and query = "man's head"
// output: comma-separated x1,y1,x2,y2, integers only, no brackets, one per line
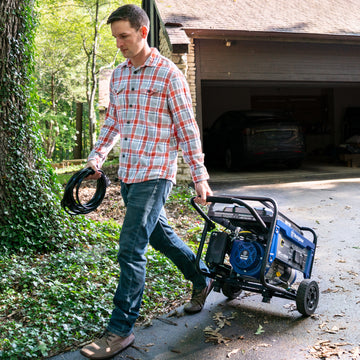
107,4,150,30
108,4,151,65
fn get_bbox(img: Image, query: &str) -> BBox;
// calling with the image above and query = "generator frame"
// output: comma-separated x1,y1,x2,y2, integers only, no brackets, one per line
191,195,319,316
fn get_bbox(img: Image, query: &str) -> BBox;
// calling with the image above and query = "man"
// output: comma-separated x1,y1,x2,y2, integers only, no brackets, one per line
81,4,213,359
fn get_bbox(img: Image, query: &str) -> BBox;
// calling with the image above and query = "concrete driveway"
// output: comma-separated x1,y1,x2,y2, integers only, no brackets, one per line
51,162,360,360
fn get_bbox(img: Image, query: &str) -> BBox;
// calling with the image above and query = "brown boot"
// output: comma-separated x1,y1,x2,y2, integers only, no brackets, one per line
184,279,214,314
80,331,135,359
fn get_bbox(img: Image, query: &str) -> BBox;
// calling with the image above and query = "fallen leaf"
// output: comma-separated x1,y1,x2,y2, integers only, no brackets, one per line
226,348,241,358
283,303,297,311
309,340,355,359
212,312,235,329
204,326,232,344
335,285,348,292
319,322,328,329
322,288,337,294
255,324,265,335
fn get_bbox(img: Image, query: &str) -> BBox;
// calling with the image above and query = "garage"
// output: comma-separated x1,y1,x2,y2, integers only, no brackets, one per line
196,38,360,164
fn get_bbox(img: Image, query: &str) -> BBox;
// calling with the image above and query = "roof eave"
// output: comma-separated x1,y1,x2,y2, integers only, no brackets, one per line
183,28,360,44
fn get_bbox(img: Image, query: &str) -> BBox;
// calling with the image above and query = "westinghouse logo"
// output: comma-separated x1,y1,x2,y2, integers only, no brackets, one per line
291,230,304,244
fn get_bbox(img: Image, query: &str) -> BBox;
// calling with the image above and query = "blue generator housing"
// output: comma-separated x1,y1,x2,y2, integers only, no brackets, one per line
269,219,316,279
191,194,319,316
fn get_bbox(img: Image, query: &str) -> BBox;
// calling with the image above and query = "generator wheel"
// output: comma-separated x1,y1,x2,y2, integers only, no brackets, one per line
296,279,319,316
222,283,242,300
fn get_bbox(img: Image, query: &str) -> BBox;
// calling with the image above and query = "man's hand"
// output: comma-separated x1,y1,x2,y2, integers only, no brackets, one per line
85,160,102,180
194,180,213,206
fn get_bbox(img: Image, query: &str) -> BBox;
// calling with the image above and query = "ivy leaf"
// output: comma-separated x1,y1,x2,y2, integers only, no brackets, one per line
38,341,48,356
255,324,265,335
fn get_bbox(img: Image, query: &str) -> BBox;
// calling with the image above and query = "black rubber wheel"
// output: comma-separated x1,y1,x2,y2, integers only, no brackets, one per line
222,282,242,300
296,279,319,316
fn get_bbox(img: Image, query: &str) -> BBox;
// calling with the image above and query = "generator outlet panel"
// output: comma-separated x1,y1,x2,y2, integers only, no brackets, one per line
269,219,315,278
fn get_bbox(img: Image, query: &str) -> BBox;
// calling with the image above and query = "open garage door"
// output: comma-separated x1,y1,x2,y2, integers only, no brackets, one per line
197,38,360,165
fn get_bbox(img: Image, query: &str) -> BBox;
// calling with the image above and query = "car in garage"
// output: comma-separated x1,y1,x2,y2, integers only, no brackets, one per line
203,110,305,170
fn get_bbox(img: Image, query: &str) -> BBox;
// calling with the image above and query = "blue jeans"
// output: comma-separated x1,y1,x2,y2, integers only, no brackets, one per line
107,179,208,337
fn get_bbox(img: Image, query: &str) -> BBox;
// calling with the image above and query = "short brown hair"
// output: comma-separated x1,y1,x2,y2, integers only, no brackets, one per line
107,4,150,30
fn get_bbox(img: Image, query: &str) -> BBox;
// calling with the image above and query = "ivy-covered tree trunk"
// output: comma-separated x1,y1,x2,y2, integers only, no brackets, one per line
0,0,78,252
0,0,34,209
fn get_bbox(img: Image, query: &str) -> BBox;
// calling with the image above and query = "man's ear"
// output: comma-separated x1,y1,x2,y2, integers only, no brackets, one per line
140,25,149,39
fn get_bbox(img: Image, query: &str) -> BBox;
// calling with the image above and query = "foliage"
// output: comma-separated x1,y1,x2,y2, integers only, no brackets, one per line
34,0,140,160
39,110,78,160
0,186,202,359
0,222,120,359
35,0,125,101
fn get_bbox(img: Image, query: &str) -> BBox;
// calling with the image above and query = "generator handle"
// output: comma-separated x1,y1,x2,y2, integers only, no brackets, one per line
190,197,216,230
299,226,317,278
300,226,317,244
205,195,268,232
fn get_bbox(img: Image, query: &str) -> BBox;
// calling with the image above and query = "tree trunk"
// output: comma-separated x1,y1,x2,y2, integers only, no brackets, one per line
0,0,33,213
0,0,74,251
45,118,60,158
73,102,83,159
86,0,100,150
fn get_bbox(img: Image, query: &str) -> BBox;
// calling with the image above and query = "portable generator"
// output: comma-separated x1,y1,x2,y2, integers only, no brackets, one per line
191,195,319,316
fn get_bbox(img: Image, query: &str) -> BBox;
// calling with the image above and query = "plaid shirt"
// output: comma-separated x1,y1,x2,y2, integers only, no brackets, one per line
88,48,209,184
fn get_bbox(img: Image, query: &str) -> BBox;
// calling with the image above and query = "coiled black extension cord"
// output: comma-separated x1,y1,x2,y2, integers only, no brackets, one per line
61,168,111,215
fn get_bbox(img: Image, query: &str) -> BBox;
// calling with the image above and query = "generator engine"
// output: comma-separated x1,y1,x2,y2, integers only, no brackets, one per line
229,232,264,278
229,231,297,288
206,229,298,288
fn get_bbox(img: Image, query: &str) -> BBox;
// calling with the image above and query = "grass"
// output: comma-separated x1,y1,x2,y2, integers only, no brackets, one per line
0,182,204,359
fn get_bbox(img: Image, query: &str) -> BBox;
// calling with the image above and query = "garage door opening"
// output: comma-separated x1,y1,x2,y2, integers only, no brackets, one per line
201,82,360,169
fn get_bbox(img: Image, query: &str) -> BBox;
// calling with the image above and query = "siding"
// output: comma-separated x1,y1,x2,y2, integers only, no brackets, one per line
198,39,360,82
